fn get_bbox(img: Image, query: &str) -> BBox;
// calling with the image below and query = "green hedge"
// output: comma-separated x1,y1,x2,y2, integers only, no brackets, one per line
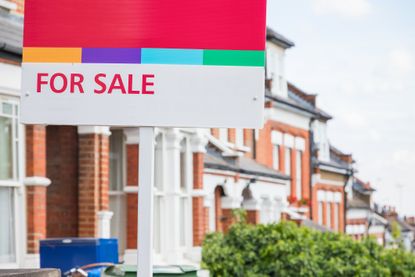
202,221,415,276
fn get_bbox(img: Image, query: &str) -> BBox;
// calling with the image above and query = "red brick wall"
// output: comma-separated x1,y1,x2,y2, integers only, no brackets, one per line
221,209,235,233
193,152,206,246
244,129,254,158
46,126,79,237
246,210,260,225
211,128,219,139
214,187,223,232
26,125,46,177
78,133,109,237
228,128,236,143
99,136,109,210
127,193,138,249
25,125,47,254
126,144,139,249
26,186,46,253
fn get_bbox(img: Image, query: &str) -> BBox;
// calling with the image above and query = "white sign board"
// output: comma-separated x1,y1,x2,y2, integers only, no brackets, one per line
21,0,267,128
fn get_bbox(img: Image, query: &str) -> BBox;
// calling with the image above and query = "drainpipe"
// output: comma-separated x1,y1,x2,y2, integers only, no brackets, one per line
309,118,316,220
343,169,353,233
252,129,257,160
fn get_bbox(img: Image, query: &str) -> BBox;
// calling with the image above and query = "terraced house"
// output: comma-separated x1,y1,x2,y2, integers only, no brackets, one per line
0,0,359,269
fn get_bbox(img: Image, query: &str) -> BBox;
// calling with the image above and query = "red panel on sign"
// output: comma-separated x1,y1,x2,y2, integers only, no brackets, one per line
23,0,266,51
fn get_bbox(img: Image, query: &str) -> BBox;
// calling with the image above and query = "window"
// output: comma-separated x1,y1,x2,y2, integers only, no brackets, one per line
326,203,331,229
219,128,228,143
272,145,280,170
109,130,126,252
296,151,302,199
0,102,18,180
318,202,323,225
109,130,125,191
285,148,291,175
0,100,19,265
334,203,339,231
0,187,15,263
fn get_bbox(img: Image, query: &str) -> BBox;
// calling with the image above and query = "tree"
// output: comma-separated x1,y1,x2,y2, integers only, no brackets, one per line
202,221,415,276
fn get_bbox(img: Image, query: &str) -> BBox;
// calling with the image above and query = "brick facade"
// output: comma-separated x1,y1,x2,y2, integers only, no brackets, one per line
25,125,47,254
78,133,109,237
126,144,139,249
256,120,311,206
192,152,206,246
46,126,79,237
312,183,345,232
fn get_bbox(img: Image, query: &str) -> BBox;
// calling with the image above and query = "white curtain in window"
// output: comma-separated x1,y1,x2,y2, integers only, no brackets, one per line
0,117,12,180
0,187,15,263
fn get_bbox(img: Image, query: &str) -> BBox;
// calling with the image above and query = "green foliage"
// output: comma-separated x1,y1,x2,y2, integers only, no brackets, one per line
202,221,415,277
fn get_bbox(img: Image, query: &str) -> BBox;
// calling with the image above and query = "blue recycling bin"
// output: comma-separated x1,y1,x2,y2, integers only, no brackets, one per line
40,238,118,276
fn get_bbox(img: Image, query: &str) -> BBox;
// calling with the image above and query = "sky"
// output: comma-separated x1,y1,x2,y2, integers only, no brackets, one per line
266,0,415,215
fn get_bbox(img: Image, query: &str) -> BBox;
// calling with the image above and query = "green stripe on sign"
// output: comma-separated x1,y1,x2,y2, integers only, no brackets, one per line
203,50,265,67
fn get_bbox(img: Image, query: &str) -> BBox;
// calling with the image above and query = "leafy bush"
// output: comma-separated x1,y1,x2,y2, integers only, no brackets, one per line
202,220,415,276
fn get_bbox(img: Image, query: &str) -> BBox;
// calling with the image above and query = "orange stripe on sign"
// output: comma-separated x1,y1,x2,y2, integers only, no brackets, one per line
23,47,82,63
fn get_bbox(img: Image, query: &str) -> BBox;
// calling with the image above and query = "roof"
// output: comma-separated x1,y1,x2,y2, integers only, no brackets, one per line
317,145,354,172
204,143,290,180
0,9,23,55
353,178,375,194
266,27,295,49
299,218,331,232
265,82,332,121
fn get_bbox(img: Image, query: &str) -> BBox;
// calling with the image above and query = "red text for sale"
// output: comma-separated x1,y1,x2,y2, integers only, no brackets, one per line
36,73,156,94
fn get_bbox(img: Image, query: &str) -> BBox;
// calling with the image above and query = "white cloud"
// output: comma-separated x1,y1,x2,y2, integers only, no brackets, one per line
312,0,372,17
388,48,413,76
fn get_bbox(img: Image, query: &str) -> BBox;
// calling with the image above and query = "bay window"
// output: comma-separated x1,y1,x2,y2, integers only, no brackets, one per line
0,99,20,265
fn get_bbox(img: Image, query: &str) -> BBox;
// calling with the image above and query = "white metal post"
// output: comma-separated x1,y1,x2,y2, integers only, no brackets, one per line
138,127,155,277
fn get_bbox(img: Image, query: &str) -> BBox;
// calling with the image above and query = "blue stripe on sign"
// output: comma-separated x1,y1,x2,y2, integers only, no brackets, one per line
141,48,203,65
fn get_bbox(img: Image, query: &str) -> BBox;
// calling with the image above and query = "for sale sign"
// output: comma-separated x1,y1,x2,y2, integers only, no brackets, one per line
21,0,266,127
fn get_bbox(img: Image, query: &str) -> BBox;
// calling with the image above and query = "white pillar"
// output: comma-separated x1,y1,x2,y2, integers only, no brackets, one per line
163,128,183,263
97,211,114,238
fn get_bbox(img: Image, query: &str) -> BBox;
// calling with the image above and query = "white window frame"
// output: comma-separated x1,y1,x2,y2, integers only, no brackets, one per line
153,132,165,257
235,129,244,147
0,97,23,268
108,129,127,253
179,137,193,250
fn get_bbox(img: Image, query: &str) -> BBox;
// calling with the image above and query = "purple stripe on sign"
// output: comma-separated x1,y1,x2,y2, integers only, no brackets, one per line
82,48,141,63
